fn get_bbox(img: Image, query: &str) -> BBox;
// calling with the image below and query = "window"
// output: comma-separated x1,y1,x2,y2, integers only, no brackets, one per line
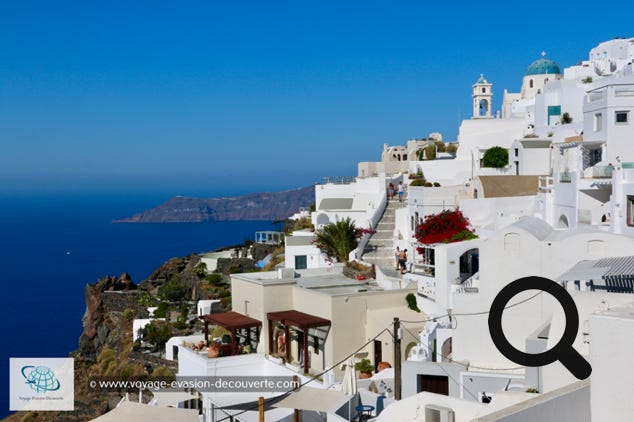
594,113,603,131
590,149,602,166
417,375,448,395
530,79,533,88
514,148,518,157
482,87,486,93
294,255,307,270
616,111,629,124
628,196,634,227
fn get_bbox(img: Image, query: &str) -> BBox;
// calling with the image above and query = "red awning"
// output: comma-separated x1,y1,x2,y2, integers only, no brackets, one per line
267,310,331,329
200,311,261,330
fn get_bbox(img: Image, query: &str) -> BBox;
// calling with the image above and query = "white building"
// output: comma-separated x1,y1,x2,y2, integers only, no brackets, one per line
283,230,328,270
313,175,387,230
589,301,634,421
171,37,634,421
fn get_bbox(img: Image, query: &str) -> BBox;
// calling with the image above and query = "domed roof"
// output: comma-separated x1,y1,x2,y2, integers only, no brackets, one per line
475,74,488,84
525,56,561,76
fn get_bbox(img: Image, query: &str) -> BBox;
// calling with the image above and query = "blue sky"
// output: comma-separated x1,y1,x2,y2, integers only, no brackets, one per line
1,1,633,194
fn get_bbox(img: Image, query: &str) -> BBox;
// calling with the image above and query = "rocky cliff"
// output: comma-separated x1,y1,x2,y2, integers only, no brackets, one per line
116,185,314,223
4,274,151,422
4,256,214,422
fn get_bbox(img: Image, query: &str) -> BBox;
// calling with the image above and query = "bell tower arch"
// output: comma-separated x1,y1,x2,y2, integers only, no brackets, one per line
473,74,493,119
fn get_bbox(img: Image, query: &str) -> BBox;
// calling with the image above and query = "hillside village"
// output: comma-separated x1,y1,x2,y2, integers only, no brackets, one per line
87,37,634,421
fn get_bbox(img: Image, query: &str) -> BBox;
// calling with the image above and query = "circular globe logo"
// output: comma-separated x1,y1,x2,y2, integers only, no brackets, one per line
21,365,61,393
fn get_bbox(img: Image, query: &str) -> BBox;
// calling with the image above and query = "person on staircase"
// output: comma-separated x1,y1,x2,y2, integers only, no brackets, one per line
399,249,408,274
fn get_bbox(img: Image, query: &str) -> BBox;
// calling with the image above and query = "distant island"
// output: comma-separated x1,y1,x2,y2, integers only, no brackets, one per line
115,185,315,223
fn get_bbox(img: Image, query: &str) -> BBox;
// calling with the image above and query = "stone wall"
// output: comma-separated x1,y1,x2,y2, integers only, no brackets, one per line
216,258,257,275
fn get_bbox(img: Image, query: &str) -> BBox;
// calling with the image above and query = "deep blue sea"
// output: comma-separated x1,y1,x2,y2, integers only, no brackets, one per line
0,191,271,417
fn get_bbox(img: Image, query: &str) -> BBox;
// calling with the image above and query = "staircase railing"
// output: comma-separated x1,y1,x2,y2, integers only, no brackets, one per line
350,191,388,261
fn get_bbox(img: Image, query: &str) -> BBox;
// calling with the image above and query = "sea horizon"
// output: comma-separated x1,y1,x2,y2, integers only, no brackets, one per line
0,189,278,417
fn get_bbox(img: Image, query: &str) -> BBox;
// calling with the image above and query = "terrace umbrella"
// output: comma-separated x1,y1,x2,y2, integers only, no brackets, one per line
341,358,358,420
341,358,357,395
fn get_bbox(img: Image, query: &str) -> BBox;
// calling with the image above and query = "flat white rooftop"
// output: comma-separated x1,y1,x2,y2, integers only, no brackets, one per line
232,268,411,296
178,351,330,422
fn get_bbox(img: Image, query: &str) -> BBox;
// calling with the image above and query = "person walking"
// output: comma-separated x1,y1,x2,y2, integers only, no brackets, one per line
399,249,408,274
388,183,395,200
397,182,404,202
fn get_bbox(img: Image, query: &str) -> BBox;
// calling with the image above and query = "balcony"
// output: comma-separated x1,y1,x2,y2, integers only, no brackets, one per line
411,263,435,277
587,88,606,103
322,176,356,185
582,165,613,179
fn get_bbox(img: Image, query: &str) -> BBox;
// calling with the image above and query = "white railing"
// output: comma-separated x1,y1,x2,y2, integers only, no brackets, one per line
350,192,388,261
322,176,356,184
451,272,480,294
418,278,436,301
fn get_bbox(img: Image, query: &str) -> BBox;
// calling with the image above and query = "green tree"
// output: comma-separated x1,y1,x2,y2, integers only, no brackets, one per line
158,276,187,301
424,144,436,160
481,146,509,168
138,292,157,307
143,321,172,357
153,301,170,318
314,218,360,262
561,112,573,124
446,143,458,154
193,262,208,278
206,273,224,286
435,141,446,152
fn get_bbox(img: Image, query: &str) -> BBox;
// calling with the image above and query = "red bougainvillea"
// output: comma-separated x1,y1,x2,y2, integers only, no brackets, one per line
414,209,477,251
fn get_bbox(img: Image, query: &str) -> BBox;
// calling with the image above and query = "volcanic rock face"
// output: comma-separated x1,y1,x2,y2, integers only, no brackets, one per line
78,274,145,360
115,185,315,223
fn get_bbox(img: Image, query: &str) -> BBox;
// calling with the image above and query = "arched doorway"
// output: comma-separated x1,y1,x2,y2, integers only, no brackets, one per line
405,341,419,360
478,98,489,117
558,214,569,228
441,338,452,362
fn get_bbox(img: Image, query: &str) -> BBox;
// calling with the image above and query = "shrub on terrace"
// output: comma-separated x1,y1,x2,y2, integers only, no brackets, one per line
414,209,477,249
314,218,374,263
481,146,509,168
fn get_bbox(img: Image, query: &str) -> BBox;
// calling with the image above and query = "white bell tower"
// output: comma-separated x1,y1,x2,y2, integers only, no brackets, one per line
473,74,493,119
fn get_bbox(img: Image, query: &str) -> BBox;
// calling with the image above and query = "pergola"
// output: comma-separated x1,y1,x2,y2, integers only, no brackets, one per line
267,310,331,374
200,311,261,355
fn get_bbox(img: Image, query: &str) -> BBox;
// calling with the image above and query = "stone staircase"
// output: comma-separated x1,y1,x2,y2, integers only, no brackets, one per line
362,199,407,278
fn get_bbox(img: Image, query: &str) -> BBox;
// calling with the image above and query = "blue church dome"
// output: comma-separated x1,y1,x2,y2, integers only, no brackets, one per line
525,57,561,76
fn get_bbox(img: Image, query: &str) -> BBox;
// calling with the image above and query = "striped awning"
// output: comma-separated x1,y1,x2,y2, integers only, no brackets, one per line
558,256,634,293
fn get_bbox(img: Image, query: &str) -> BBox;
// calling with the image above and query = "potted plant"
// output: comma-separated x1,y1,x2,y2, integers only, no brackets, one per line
355,358,374,379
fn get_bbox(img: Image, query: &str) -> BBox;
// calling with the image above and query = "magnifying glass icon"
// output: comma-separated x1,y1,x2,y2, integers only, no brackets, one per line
488,276,592,380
